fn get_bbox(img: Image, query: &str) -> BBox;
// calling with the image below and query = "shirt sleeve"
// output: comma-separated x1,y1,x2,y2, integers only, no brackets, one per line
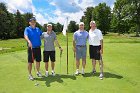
41,32,44,39
38,28,43,36
24,27,28,36
87,32,89,39
73,32,77,41
99,30,103,40
54,32,57,40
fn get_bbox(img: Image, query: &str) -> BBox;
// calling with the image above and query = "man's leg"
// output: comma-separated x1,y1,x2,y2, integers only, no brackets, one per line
76,59,80,70
28,63,32,75
98,56,104,79
82,58,86,69
75,59,80,75
44,51,49,77
99,59,103,74
45,62,49,71
36,62,40,72
51,62,55,71
35,47,42,77
82,58,86,74
28,48,34,80
50,51,56,76
44,62,49,77
92,59,96,71
36,62,42,77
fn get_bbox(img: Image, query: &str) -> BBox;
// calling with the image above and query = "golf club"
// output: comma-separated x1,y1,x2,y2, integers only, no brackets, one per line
31,48,39,86
73,51,75,75
60,50,62,75
99,54,103,80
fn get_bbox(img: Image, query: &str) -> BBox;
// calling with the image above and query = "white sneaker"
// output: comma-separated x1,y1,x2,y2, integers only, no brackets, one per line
37,72,42,77
81,69,85,75
45,71,49,77
99,73,103,80
29,75,34,80
75,69,79,75
52,71,55,76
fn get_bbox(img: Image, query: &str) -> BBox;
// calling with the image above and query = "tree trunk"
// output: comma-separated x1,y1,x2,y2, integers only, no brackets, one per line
136,24,140,37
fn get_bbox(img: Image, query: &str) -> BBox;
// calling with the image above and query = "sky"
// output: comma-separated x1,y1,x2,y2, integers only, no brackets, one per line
0,0,115,25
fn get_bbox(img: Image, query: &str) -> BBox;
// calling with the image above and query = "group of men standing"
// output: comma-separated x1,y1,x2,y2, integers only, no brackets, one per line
24,17,104,81
73,21,103,79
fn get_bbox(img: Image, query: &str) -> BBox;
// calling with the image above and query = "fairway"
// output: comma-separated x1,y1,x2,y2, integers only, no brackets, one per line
0,33,140,93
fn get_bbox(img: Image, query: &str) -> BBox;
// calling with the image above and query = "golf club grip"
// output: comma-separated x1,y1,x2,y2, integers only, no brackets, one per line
74,52,75,58
31,48,34,63
60,50,62,57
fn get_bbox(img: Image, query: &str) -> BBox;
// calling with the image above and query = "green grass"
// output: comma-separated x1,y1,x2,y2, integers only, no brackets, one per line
0,33,140,93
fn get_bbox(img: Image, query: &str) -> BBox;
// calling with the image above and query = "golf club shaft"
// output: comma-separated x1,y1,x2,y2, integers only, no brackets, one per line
31,48,38,85
100,55,103,74
60,50,62,75
73,52,75,75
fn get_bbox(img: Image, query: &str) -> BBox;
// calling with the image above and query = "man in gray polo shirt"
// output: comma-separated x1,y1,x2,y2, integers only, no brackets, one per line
42,24,63,77
73,22,89,75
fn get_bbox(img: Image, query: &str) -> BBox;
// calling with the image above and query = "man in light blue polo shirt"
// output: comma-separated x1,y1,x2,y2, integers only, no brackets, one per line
24,17,42,80
73,22,89,75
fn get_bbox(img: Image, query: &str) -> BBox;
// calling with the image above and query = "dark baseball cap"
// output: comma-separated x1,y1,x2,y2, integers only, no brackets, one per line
29,17,36,22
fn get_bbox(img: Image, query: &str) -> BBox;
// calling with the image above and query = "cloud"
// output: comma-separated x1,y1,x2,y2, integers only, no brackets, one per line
49,0,82,13
48,0,115,24
1,0,115,25
1,0,48,25
1,0,33,13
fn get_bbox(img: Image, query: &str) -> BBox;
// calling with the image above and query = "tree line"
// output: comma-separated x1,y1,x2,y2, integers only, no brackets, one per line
69,0,140,36
0,0,140,39
0,2,63,40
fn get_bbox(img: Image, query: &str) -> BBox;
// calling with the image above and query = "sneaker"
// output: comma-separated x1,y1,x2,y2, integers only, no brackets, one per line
45,71,49,77
37,72,42,77
51,71,55,76
81,69,85,75
75,69,79,75
29,75,34,80
99,73,103,80
92,70,96,74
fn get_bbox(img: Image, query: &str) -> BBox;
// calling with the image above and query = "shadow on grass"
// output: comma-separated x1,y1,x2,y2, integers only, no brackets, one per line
34,74,76,87
82,72,123,79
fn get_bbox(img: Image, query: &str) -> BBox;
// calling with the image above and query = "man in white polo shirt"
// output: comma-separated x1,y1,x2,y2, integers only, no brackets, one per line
89,21,104,80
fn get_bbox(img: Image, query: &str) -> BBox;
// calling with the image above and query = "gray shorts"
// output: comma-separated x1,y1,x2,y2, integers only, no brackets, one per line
76,45,87,60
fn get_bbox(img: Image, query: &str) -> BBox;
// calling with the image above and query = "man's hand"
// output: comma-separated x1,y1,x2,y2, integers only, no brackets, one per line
100,49,103,54
73,47,76,52
59,47,63,51
28,41,32,48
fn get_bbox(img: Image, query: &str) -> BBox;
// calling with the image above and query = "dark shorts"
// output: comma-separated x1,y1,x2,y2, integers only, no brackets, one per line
28,47,41,63
43,51,55,62
89,45,101,60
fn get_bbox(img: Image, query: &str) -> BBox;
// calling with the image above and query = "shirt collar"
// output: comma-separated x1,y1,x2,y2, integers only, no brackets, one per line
90,28,97,32
29,26,36,30
78,29,85,32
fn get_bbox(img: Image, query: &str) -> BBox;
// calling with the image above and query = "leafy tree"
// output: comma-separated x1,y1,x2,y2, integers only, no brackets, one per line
94,3,111,35
68,21,78,32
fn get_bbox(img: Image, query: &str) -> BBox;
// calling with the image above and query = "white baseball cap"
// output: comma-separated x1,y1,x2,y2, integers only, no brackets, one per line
79,22,84,26
90,21,96,24
47,24,52,27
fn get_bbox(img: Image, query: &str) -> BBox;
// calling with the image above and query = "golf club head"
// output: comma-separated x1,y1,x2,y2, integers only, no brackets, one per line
35,83,39,86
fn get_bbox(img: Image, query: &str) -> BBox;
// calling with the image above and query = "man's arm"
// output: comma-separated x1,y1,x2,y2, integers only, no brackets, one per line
24,35,32,48
73,38,76,52
100,39,103,54
55,39,63,51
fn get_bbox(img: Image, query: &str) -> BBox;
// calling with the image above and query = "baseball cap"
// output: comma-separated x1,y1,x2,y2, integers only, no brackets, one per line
79,22,84,26
29,17,36,22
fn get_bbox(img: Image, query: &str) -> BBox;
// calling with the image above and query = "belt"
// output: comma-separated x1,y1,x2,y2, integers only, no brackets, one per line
76,45,86,47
